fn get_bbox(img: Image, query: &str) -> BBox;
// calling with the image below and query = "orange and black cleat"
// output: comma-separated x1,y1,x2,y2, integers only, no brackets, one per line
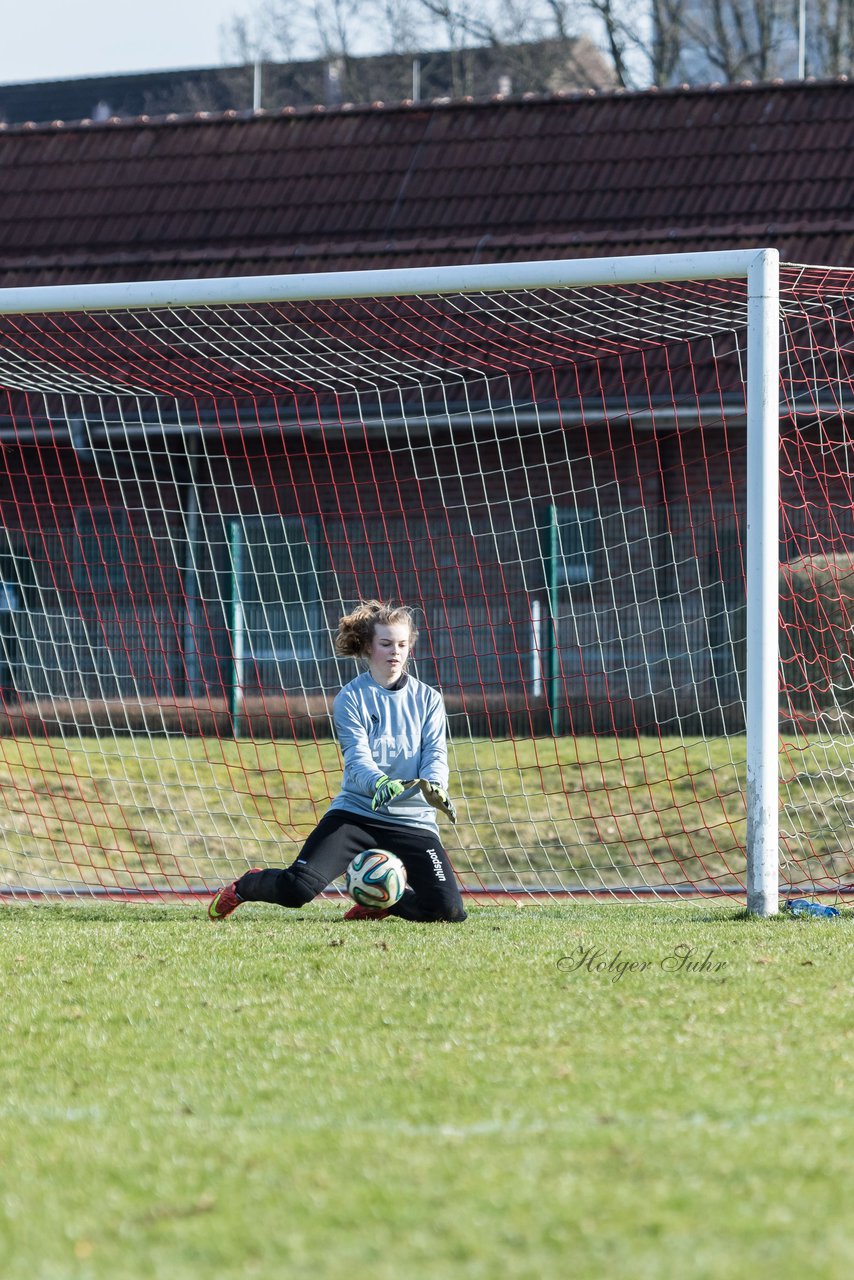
343,903,392,921
208,870,261,920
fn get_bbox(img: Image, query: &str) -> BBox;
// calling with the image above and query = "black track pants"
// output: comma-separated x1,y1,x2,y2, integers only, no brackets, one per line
235,810,467,923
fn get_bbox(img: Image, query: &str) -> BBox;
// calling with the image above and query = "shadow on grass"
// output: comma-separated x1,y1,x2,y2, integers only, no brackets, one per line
693,905,851,924
3,903,204,924
3,902,333,925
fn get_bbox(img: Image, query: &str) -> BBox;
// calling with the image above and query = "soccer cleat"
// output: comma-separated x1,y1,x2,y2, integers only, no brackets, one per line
343,903,392,921
207,869,261,921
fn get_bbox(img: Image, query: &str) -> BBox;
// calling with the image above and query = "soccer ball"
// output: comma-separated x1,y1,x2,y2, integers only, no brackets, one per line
345,848,407,909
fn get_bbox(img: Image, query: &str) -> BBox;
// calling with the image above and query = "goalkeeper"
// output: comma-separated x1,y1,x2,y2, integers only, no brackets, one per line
209,600,466,924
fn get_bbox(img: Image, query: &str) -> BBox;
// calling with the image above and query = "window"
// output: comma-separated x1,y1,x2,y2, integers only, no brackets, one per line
74,508,146,597
235,516,327,662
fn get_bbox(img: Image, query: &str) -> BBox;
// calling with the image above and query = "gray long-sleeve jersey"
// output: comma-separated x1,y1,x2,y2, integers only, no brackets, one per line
327,671,449,832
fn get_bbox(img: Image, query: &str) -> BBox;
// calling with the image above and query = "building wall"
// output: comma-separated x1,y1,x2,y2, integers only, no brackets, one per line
0,415,755,735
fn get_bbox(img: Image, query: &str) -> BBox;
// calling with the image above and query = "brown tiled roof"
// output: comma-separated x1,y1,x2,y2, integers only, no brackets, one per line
0,78,853,288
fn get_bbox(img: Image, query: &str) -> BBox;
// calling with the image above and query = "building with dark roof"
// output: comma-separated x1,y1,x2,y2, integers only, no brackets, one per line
0,77,851,292
0,79,851,740
0,38,614,129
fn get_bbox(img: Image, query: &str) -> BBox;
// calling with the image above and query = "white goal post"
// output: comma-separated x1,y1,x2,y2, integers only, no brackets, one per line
0,249,787,912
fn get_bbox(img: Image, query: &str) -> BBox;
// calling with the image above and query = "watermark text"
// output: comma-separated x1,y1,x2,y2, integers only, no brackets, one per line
557,943,726,982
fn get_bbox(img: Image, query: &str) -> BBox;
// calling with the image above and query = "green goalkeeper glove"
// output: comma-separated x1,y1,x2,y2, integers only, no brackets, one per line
371,774,407,812
420,780,458,825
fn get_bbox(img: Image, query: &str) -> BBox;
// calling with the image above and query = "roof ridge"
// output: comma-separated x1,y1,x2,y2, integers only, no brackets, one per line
0,74,851,136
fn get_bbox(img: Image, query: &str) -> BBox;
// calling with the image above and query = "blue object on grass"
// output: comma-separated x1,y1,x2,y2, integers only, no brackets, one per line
784,898,840,918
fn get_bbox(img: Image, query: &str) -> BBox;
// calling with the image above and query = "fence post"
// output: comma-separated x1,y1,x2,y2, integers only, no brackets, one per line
228,520,245,739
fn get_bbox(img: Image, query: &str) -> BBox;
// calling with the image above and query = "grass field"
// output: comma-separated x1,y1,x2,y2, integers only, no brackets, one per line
1,901,852,1279
3,732,854,895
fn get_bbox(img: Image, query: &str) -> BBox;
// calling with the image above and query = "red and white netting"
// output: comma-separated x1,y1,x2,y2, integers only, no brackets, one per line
0,265,850,900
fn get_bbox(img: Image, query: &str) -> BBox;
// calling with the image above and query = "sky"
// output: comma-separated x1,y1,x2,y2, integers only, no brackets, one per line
0,1,251,85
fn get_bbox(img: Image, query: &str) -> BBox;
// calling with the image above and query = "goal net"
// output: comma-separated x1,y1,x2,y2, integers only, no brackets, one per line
0,254,849,906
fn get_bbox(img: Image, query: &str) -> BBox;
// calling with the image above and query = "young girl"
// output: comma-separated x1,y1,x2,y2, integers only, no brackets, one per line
208,600,466,923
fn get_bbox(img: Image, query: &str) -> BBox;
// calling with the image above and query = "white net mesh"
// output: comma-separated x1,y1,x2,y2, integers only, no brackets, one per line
0,264,847,902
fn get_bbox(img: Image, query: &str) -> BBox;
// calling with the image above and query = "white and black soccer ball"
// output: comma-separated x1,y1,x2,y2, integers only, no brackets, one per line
345,848,407,909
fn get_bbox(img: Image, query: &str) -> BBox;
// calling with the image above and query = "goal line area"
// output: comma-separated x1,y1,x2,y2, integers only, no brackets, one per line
0,250,853,912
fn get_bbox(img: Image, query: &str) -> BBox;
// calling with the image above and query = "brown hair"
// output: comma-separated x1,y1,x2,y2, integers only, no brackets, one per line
334,600,418,661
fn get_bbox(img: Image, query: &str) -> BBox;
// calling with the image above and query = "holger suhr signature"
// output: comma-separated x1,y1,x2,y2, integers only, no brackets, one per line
557,943,727,982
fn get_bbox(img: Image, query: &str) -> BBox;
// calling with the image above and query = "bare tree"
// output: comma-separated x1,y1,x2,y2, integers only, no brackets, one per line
663,0,854,83
222,0,300,62
417,1,619,93
221,0,854,96
377,0,428,51
223,0,411,63
651,0,691,84
312,0,365,57
222,0,617,99
806,0,854,76
676,0,791,82
565,0,643,87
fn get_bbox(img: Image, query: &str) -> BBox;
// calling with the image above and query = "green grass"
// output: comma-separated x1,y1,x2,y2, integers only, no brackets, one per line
2,731,854,893
1,902,852,1279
